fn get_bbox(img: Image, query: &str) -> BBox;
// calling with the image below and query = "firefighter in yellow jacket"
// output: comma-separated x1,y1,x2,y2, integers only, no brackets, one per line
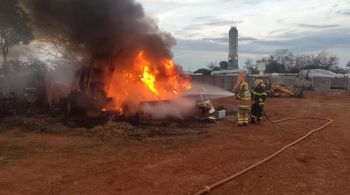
236,82,251,126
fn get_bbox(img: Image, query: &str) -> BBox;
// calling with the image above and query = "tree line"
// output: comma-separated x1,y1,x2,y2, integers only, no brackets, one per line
194,49,350,75
245,49,349,74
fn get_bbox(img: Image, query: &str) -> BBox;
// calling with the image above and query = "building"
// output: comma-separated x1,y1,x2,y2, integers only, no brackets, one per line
228,26,239,70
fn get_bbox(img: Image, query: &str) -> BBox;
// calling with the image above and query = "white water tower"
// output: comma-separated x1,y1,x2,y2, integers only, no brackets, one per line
228,26,239,70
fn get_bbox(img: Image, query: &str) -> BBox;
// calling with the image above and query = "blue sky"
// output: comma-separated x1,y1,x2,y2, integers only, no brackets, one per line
138,0,350,71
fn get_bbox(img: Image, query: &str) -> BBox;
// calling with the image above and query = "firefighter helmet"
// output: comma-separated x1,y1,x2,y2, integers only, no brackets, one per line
255,79,264,86
240,82,249,90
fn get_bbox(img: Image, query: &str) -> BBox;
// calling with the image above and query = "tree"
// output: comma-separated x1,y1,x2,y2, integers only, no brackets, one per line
261,49,295,73
207,62,221,71
219,61,229,70
244,58,254,67
264,54,286,73
272,49,295,72
244,58,258,74
347,61,350,68
0,0,33,74
194,68,212,76
295,54,312,69
313,51,338,70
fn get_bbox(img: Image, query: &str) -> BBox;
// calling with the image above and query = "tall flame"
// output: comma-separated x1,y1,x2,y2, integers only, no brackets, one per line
141,66,158,95
105,50,191,113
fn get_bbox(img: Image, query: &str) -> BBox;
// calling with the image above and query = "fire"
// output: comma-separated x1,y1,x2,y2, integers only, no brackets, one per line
105,50,191,113
136,51,159,95
141,66,158,95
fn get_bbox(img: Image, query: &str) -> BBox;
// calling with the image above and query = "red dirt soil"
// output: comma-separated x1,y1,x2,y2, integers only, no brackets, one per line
0,92,350,195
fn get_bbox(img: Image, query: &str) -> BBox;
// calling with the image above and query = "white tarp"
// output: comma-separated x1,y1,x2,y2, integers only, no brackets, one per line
302,69,336,79
302,69,349,80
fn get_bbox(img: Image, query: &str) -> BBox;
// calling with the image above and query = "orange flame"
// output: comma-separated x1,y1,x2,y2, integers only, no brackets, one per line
105,50,191,113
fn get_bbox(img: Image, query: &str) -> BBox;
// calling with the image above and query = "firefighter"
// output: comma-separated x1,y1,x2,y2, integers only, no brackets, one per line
251,79,267,123
236,82,251,126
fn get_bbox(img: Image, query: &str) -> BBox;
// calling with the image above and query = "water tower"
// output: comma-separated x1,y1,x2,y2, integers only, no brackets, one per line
228,26,239,70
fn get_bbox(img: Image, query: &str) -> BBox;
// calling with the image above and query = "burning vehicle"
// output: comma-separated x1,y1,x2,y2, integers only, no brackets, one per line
20,0,195,120
65,50,193,121
0,0,224,123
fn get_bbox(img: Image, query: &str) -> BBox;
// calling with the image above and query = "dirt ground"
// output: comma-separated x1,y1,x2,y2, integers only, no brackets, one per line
0,91,350,195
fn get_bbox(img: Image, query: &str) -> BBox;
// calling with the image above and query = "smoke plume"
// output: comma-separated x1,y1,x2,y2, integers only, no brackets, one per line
25,0,175,62
22,0,194,116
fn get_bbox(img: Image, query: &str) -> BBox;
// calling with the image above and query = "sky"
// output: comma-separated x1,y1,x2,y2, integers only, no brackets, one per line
138,0,350,71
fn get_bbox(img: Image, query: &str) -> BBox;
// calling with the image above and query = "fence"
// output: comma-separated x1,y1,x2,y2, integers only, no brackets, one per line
191,75,350,94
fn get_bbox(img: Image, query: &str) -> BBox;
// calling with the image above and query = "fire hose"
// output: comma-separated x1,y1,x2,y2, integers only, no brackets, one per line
193,112,334,195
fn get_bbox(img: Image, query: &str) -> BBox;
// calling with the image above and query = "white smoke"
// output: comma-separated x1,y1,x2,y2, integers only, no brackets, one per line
183,82,235,99
140,97,196,120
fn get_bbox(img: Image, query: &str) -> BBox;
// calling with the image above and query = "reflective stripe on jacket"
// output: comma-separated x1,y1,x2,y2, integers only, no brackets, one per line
251,85,267,105
237,90,251,110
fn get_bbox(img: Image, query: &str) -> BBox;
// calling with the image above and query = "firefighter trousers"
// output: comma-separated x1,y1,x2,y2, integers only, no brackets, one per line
251,103,262,121
237,107,249,125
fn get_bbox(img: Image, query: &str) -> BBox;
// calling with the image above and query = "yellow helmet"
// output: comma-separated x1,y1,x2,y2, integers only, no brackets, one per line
240,82,249,89
255,79,264,86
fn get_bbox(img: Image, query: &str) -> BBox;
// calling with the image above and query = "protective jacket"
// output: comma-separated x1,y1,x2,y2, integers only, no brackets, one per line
251,85,267,105
236,89,251,110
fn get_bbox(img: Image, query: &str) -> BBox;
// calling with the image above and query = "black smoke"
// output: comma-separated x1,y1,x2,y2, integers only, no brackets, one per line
25,0,175,62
